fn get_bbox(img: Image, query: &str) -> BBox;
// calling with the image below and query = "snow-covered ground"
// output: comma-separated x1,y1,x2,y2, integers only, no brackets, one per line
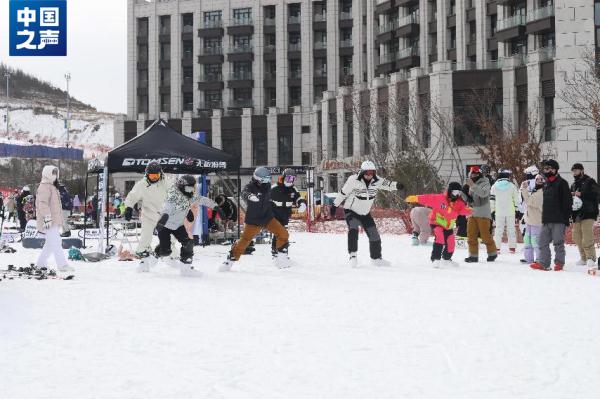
2,231,600,399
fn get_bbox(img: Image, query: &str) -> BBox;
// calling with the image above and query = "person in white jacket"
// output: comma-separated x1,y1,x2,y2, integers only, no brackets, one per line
124,162,172,257
490,168,521,253
520,174,544,264
331,161,404,267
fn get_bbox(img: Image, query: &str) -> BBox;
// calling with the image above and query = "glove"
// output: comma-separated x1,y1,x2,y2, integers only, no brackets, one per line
156,213,169,231
186,210,194,222
395,182,405,191
405,195,418,203
43,215,52,230
247,194,259,202
462,184,470,194
297,203,307,213
124,207,133,221
330,205,337,217
214,206,226,220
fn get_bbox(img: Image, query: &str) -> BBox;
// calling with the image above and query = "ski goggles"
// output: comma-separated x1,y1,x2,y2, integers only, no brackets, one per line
147,173,161,181
284,175,296,184
183,185,195,193
363,170,375,177
258,176,271,184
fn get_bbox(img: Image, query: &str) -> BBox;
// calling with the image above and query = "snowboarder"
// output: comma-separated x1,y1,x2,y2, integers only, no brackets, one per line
531,159,572,271
490,168,521,253
151,175,219,276
406,182,471,267
35,165,73,272
409,206,433,245
210,194,238,233
464,165,497,263
124,161,172,257
520,173,544,264
569,163,599,268
330,160,404,267
17,185,31,231
220,166,291,271
270,168,307,254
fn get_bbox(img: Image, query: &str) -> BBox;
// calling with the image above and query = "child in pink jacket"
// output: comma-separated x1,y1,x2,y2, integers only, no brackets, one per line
406,182,472,268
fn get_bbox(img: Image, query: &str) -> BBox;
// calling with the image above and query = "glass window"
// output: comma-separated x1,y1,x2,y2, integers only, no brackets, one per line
233,8,252,22
278,132,293,164
544,97,555,141
252,134,268,165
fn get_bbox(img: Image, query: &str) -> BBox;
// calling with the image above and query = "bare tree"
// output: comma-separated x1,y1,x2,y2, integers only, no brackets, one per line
559,47,600,127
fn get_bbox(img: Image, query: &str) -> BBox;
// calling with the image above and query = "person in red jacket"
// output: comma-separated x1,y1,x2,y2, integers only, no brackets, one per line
406,182,472,268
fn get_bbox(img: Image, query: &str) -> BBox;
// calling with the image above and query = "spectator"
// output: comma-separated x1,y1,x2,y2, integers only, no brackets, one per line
531,159,572,271
464,165,497,263
6,191,17,223
569,163,599,268
520,174,544,264
17,185,31,231
490,168,521,253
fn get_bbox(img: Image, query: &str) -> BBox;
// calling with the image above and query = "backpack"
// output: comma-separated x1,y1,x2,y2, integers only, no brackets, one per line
68,247,85,261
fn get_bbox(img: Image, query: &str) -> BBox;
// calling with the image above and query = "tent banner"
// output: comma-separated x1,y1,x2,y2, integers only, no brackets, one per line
0,143,83,160
121,157,228,170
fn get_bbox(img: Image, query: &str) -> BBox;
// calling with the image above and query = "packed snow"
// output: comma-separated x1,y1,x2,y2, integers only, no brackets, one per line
1,231,600,399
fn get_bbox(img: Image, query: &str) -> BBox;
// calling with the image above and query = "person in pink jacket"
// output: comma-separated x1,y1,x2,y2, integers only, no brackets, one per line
35,165,73,272
406,182,472,268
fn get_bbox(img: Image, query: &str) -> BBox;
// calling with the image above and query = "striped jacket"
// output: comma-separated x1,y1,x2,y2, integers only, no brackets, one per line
333,174,399,215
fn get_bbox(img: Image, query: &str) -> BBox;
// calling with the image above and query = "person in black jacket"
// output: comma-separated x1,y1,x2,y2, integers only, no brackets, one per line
270,168,307,254
221,166,290,271
16,185,31,231
569,163,599,268
531,159,573,271
210,194,238,231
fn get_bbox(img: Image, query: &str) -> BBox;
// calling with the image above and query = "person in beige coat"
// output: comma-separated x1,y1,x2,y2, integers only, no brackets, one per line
520,174,544,264
35,165,72,271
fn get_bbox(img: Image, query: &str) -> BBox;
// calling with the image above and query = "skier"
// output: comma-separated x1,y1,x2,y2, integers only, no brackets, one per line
464,165,497,262
152,175,218,275
530,159,572,271
220,166,291,272
58,184,73,237
520,174,544,264
270,168,307,254
124,161,172,257
409,206,433,245
569,163,599,268
490,168,521,253
35,165,73,272
16,185,31,231
330,161,404,267
405,182,471,268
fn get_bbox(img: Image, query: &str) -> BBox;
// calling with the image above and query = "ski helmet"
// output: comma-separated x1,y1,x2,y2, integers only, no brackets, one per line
176,175,197,197
572,196,583,211
524,165,539,180
497,168,511,180
359,160,377,179
447,181,463,200
281,168,297,187
145,161,163,183
480,164,491,176
253,166,272,185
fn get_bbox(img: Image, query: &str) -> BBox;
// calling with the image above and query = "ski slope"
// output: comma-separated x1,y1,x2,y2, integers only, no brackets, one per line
1,232,600,399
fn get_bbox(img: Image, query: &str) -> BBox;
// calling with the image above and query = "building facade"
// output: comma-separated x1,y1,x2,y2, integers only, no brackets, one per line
116,0,598,194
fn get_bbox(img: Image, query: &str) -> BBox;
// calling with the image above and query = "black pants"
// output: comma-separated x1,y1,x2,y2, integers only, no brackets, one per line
156,225,193,260
456,215,467,237
18,210,27,230
430,225,455,261
345,210,382,259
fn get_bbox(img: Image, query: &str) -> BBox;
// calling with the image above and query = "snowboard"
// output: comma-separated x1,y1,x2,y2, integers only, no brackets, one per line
137,255,201,277
0,264,75,281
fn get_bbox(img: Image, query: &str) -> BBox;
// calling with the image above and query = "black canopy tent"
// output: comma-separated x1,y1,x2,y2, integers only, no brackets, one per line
84,119,241,248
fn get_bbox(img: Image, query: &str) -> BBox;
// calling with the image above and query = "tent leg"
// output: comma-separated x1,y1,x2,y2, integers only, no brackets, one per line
237,168,240,240
106,171,110,249
83,172,89,248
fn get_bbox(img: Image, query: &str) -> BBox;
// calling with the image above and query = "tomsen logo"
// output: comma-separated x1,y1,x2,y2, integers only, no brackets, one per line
9,0,67,56
123,157,190,167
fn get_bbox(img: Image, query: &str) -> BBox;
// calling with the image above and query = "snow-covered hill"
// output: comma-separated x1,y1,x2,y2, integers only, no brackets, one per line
0,97,116,158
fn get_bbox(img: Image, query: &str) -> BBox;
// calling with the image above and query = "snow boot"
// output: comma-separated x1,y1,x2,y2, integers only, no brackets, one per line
464,256,478,263
348,252,357,268
371,258,391,267
487,254,498,262
553,262,564,271
432,260,442,268
530,262,549,271
137,252,157,272
443,259,459,267
180,262,201,277
411,232,419,246
219,252,235,272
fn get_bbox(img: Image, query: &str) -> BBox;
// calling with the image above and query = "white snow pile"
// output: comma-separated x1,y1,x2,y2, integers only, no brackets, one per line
1,232,600,399
0,98,116,157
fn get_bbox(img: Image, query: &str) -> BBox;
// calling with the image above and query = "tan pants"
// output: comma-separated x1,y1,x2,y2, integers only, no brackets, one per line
231,218,289,261
467,217,497,256
572,219,596,261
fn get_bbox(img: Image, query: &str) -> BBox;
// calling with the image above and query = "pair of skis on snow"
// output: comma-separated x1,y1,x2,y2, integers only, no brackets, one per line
0,264,74,281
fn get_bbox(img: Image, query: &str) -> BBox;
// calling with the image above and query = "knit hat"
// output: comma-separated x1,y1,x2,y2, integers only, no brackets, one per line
571,163,584,171
543,159,559,170
469,165,481,174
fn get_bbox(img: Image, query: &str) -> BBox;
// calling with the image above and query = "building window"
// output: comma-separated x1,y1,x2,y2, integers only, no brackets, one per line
182,66,193,85
289,86,301,107
182,13,193,32
160,43,170,60
233,8,252,23
289,59,301,79
204,63,222,80
278,131,293,165
490,14,497,36
204,90,222,108
265,88,276,107
203,37,222,54
314,58,327,78
448,28,456,49
137,18,148,36
182,40,193,59
252,134,268,165
544,97,555,141
448,0,456,16
161,93,170,113
160,15,170,35
160,68,170,86
183,92,193,111
302,152,311,165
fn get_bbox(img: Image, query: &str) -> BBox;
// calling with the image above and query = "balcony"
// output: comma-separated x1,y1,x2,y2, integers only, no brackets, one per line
379,19,398,35
229,99,253,109
198,20,224,38
197,46,223,63
228,71,254,89
198,100,223,112
339,38,353,55
537,46,556,62
197,72,224,90
314,41,327,50
396,12,419,37
314,69,327,78
314,13,326,22
264,17,275,26
526,6,555,35
496,14,526,42
288,42,301,52
339,10,353,27
396,46,420,69
288,15,301,24
227,44,253,62
339,11,352,20
228,17,254,35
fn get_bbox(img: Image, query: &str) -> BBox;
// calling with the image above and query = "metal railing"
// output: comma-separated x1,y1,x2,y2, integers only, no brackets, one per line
398,12,419,27
379,19,398,34
200,46,223,55
264,17,275,26
397,46,419,59
527,5,554,23
288,15,301,24
230,99,253,108
182,25,193,33
314,13,326,22
379,52,396,64
339,11,352,20
314,69,327,78
199,72,223,82
537,46,556,61
230,70,253,80
497,14,526,31
264,44,276,52
339,38,352,47
314,41,327,50
201,19,222,29
229,44,253,53
289,70,302,79
288,42,301,52
231,17,252,26
264,71,276,80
